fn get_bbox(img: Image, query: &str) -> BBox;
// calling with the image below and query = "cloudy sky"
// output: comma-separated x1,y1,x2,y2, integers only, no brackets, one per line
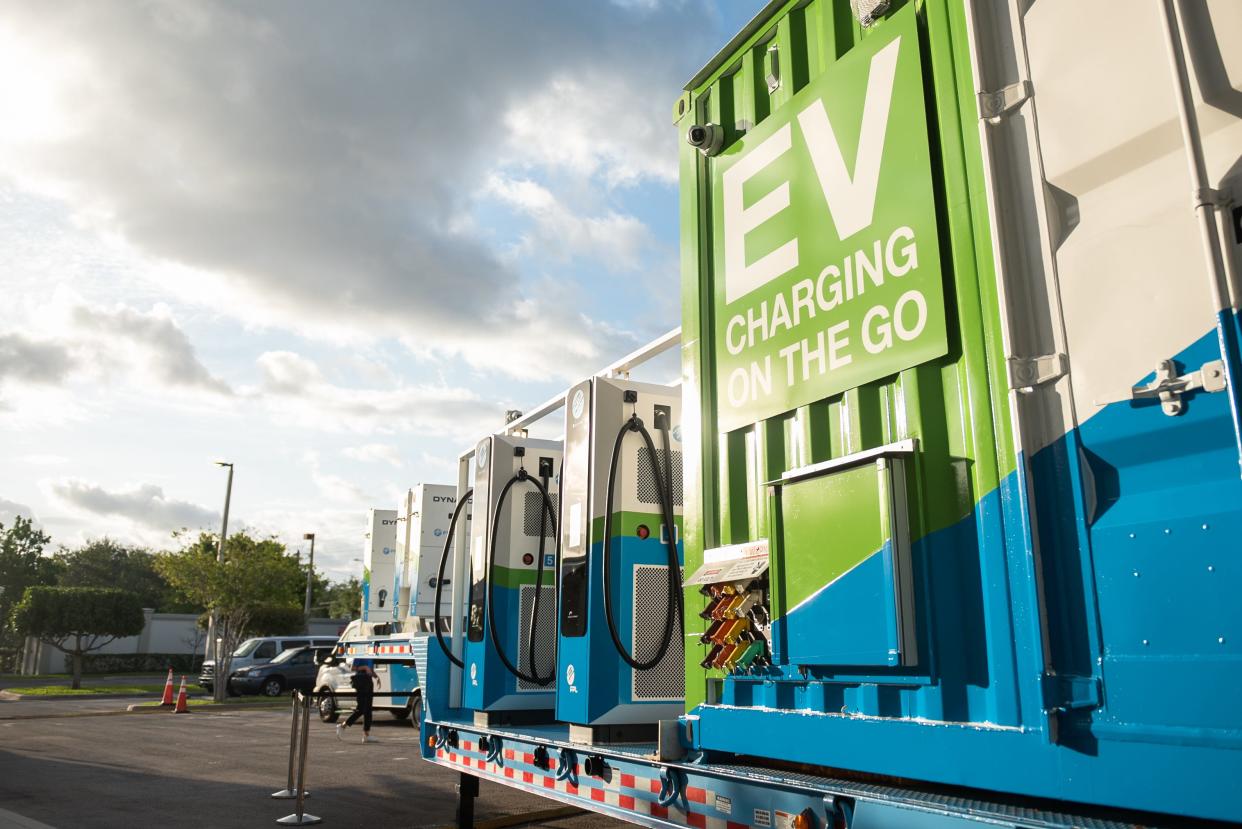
0,1,754,580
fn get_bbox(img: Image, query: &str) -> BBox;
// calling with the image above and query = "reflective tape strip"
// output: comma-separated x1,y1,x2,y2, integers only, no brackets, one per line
433,746,755,829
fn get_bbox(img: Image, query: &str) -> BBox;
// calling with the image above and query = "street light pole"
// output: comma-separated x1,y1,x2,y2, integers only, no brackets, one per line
302,533,316,618
204,461,234,671
401,488,414,623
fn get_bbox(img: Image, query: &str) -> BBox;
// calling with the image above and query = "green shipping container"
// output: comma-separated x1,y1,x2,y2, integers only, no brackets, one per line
676,0,1014,714
673,0,1242,820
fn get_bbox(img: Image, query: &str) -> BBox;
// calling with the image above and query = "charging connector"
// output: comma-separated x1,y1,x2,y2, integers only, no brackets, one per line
653,404,671,431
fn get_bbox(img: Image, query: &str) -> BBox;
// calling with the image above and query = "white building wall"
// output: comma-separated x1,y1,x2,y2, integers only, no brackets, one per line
21,612,351,675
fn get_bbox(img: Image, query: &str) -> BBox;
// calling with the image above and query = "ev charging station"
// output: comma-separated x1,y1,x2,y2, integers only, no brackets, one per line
557,373,683,740
398,483,459,630
459,428,563,717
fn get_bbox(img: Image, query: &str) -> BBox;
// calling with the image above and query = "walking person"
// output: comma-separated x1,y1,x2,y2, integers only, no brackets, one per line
336,658,380,743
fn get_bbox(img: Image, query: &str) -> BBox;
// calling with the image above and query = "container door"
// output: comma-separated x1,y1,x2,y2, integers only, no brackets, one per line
1017,0,1242,741
679,0,1028,728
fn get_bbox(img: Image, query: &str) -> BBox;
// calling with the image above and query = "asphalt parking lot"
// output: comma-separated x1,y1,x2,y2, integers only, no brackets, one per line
0,705,625,829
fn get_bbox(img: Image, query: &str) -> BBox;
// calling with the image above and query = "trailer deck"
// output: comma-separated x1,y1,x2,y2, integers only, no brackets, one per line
419,711,1171,829
414,641,1181,829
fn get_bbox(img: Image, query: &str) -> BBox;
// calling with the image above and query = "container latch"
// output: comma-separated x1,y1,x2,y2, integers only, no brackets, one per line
764,43,780,94
1041,673,1100,713
1096,358,1227,415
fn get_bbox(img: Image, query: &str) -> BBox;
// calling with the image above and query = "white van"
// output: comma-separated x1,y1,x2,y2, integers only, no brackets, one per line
314,621,423,724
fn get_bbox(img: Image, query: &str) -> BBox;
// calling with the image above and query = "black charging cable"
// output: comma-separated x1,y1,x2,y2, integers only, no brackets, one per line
433,489,473,668
600,411,682,670
486,463,558,686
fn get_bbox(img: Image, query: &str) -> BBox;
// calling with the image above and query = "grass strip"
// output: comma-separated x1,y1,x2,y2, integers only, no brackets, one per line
11,684,205,697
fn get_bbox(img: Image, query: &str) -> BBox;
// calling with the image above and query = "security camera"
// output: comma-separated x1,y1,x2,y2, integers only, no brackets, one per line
378,588,388,608
686,123,724,157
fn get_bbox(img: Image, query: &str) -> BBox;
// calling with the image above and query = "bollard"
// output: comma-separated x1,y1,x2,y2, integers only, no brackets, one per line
277,692,321,825
272,692,309,800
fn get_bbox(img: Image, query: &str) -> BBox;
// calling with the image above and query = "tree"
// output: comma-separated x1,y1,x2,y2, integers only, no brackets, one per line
321,577,363,620
54,539,197,613
0,517,59,671
12,587,145,688
246,604,306,636
155,531,305,701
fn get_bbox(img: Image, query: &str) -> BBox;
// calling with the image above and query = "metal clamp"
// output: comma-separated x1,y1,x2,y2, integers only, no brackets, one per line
979,80,1033,123
1007,353,1067,393
1097,358,1227,415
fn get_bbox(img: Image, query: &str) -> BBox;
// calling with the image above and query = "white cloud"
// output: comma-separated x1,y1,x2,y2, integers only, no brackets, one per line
0,293,230,408
342,443,404,467
501,74,678,188
0,2,713,379
255,350,498,439
302,453,372,507
70,302,232,395
0,497,40,527
0,333,76,386
18,454,70,466
485,175,652,271
48,478,219,534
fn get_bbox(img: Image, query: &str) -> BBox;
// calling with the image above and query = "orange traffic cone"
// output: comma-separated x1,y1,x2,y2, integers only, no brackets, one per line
173,676,190,714
160,668,175,706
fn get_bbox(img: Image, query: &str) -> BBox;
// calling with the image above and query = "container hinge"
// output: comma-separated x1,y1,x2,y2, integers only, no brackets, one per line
1095,358,1227,415
1007,352,1067,393
1041,673,1100,713
979,80,1032,123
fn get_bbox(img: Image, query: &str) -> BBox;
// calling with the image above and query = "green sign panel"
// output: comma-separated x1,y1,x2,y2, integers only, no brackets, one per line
711,6,946,432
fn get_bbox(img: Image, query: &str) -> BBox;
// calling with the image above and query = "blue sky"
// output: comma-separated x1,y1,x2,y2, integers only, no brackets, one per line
0,1,759,580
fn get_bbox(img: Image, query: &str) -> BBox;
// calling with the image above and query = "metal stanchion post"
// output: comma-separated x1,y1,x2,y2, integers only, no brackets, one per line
277,692,321,826
272,692,308,800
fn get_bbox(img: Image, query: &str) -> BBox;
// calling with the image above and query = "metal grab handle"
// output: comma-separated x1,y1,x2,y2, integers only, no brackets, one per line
656,768,681,807
555,749,577,782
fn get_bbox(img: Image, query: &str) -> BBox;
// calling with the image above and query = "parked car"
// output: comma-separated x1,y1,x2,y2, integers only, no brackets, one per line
230,646,334,697
199,635,338,694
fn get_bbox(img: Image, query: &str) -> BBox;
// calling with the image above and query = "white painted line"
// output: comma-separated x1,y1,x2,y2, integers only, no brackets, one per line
0,807,59,828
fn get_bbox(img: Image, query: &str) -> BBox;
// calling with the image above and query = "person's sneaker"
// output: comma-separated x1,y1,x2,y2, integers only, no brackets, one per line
335,724,344,741
363,735,378,744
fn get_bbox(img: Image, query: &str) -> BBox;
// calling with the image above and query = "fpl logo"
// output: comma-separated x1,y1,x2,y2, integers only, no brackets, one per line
571,389,585,420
